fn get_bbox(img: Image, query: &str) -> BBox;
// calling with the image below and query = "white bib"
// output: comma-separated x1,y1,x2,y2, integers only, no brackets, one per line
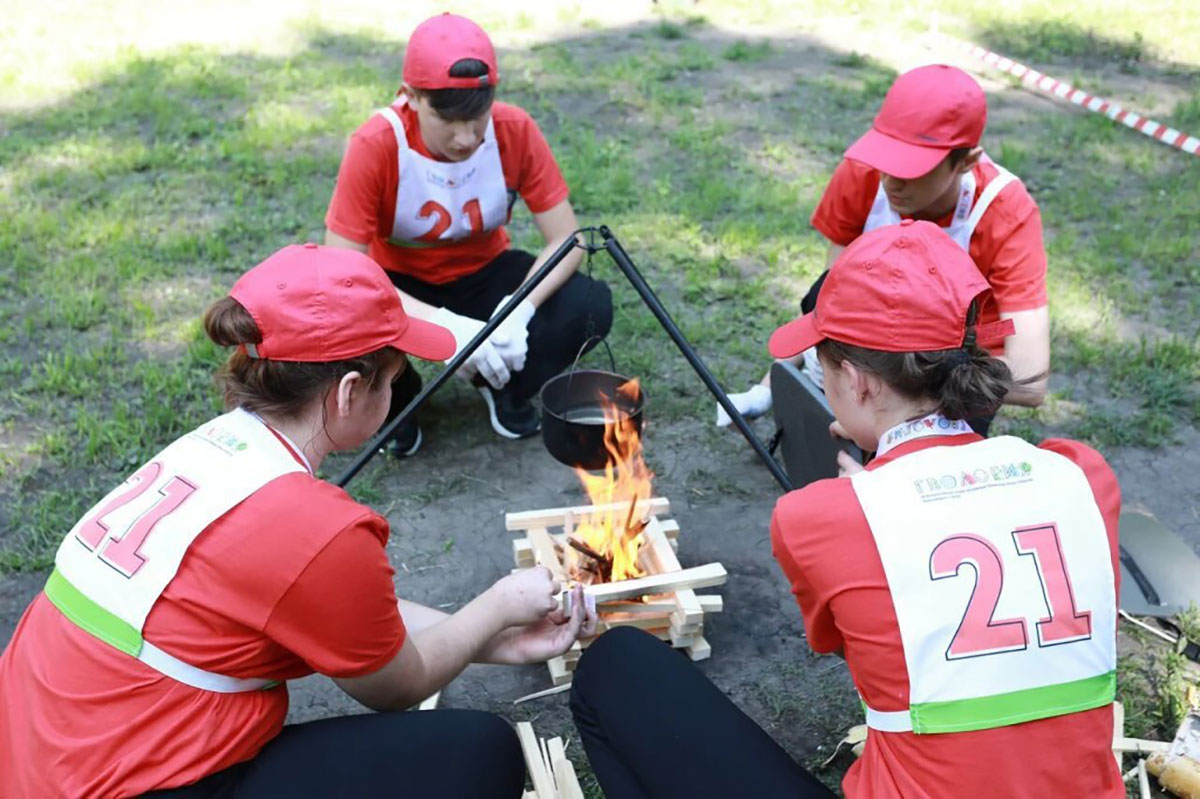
862,153,1019,250
802,156,1020,390
379,101,509,247
48,409,307,692
851,434,1116,734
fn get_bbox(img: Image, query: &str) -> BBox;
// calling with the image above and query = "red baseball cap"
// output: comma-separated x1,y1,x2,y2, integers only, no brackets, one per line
229,244,455,363
403,13,500,90
769,220,1013,358
844,64,987,180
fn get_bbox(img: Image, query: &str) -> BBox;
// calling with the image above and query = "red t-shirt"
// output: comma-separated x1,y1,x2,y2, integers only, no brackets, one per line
810,158,1048,330
771,434,1123,799
0,470,405,798
325,100,570,284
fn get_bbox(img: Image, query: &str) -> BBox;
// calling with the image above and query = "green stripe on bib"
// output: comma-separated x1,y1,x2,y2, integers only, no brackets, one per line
386,236,479,249
45,568,142,656
909,670,1115,733
385,237,438,249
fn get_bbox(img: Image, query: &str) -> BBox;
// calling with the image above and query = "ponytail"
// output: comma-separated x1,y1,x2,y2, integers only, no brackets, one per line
815,338,1019,421
925,342,1013,419
204,295,262,348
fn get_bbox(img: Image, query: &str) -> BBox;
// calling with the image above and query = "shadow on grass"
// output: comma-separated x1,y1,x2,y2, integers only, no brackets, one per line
0,20,892,562
0,14,1196,564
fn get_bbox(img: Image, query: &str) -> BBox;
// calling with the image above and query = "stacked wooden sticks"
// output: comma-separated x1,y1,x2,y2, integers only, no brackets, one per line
508,497,727,685
516,722,585,799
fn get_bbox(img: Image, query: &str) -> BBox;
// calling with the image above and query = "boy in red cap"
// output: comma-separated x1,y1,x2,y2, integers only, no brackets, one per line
325,13,612,454
720,64,1049,436
569,222,1122,799
0,244,597,798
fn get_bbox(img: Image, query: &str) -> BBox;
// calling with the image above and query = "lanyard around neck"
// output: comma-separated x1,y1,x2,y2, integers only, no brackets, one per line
876,412,974,458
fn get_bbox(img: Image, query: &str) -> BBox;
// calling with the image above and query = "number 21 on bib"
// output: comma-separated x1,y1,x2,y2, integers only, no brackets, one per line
379,102,508,245
851,437,1116,734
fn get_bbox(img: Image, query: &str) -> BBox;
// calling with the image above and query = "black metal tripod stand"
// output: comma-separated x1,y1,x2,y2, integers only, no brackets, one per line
335,225,794,493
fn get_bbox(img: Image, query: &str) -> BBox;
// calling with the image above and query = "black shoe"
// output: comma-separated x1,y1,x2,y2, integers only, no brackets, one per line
477,385,540,439
382,416,423,458
381,365,424,458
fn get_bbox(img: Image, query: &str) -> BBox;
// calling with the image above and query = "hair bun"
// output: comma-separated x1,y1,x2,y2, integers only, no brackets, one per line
938,343,1012,419
947,348,972,368
203,296,261,348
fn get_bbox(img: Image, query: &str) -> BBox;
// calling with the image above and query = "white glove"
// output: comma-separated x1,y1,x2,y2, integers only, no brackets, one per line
802,347,825,389
430,307,511,389
488,295,536,374
716,383,772,427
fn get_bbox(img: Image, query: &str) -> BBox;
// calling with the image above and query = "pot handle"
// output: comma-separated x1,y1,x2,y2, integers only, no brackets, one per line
567,230,617,382
563,335,617,396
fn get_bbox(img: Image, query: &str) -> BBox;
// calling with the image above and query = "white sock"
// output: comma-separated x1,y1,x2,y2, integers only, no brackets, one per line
802,347,824,389
716,384,772,427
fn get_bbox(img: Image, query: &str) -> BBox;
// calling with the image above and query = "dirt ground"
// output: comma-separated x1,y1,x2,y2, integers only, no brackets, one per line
287,398,863,781
2,10,1197,795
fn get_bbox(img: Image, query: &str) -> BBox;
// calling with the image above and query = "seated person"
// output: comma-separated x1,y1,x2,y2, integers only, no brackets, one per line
325,13,613,453
720,65,1049,437
0,244,596,798
573,223,1122,799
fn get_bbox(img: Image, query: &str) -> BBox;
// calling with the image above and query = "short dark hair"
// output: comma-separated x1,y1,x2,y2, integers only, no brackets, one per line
947,147,972,167
415,58,495,121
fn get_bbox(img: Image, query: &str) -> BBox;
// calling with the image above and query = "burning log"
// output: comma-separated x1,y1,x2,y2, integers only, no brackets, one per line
622,493,649,539
566,536,612,583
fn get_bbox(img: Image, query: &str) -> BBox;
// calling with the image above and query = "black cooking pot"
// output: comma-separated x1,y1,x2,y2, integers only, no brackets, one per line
540,369,645,471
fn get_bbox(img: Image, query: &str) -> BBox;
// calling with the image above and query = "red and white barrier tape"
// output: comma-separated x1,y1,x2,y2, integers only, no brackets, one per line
949,38,1200,157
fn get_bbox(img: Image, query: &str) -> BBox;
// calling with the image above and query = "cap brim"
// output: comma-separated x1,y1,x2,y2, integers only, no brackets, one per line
768,314,822,359
391,317,457,362
844,128,951,180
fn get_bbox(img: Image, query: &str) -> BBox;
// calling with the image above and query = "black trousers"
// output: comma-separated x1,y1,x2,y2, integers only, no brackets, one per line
389,249,613,407
802,269,993,437
570,627,835,799
142,710,524,799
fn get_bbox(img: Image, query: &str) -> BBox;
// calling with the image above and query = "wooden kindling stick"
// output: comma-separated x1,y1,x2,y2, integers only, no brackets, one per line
560,563,727,611
505,497,669,531
623,492,639,535
600,595,723,614
1113,737,1171,755
623,493,650,540
566,536,612,582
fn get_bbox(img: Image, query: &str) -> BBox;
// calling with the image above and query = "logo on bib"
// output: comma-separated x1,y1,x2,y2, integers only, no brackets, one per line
194,425,250,455
426,166,477,189
913,460,1033,499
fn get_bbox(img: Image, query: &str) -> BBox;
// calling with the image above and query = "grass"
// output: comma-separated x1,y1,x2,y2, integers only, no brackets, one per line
1118,604,1200,742
977,19,1149,66
0,0,1194,535
722,39,773,62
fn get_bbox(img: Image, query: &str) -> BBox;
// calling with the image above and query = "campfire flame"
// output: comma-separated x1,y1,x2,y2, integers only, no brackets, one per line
570,379,652,583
